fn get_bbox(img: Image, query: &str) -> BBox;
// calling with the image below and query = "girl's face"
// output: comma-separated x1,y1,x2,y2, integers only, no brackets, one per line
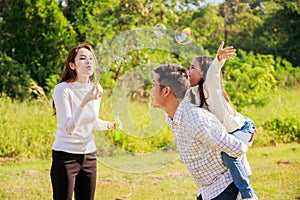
69,48,94,82
189,58,203,86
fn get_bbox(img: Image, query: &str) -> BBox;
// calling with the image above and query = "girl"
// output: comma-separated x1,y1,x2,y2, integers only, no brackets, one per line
51,43,115,200
186,41,257,200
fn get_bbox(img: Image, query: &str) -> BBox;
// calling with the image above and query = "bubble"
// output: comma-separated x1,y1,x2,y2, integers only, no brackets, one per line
117,37,125,44
175,27,192,44
152,37,159,45
154,24,166,38
136,42,145,50
124,55,132,63
136,28,141,34
145,2,153,12
95,27,207,173
149,71,154,78
140,59,146,65
101,66,110,74
120,47,127,55
114,56,125,66
147,46,155,53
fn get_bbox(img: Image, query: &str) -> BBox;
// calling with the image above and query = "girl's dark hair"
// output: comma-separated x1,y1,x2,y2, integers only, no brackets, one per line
195,56,235,111
195,56,213,109
52,42,97,115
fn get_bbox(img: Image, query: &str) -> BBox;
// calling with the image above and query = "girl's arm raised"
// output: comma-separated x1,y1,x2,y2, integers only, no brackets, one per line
217,41,237,62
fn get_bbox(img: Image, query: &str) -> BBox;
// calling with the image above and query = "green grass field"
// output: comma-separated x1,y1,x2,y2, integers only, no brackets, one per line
0,87,300,199
0,143,299,200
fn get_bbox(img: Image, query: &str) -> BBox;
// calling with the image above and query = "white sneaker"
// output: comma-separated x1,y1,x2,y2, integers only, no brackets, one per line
243,195,258,200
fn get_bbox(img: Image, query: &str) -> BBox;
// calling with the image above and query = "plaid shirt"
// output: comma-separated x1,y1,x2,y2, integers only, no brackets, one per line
166,100,248,200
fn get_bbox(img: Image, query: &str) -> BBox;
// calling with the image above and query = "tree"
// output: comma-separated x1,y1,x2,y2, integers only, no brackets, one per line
0,0,77,90
255,2,300,66
0,54,31,101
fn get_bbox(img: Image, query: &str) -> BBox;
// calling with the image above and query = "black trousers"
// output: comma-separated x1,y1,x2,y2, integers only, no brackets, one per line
50,150,97,200
197,182,239,200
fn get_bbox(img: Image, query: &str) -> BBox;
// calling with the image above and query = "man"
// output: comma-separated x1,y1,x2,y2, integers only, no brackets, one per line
152,64,249,200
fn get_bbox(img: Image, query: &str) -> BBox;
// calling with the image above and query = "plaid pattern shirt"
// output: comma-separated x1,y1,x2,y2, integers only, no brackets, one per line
166,100,248,200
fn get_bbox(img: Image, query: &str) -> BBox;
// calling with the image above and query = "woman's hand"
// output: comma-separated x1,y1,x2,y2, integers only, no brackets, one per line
80,85,104,108
217,41,237,61
107,122,116,130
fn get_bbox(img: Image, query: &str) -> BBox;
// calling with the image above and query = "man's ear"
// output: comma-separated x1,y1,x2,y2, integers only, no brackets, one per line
69,62,76,70
163,86,172,97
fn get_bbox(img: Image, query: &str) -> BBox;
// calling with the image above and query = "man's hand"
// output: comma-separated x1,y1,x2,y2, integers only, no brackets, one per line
217,41,237,61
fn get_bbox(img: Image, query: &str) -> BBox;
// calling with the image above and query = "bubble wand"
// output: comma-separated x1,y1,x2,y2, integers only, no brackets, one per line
114,116,122,141
93,62,98,86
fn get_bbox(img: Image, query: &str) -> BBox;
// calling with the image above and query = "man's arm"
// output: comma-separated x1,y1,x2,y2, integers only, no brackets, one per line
195,113,248,157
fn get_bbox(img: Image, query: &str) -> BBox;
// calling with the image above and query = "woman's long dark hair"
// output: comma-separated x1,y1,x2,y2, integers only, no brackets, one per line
195,56,235,111
52,42,97,115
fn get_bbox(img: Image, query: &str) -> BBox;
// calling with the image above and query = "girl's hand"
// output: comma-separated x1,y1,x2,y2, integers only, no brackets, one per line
80,85,103,107
217,41,237,61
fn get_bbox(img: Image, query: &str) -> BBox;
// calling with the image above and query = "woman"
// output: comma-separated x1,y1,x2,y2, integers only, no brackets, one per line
51,42,115,200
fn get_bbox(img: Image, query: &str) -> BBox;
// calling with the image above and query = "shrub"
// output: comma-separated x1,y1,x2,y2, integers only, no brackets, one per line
262,117,300,143
0,54,31,101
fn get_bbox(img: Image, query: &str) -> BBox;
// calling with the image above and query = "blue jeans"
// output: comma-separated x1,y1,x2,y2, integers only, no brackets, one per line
222,117,256,199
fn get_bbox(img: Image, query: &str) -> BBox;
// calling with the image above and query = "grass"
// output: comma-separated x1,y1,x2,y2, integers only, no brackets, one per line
243,86,300,146
0,87,300,199
244,86,300,125
0,143,299,200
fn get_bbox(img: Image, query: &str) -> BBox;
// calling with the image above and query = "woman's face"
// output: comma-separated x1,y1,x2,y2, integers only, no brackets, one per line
189,58,203,86
69,48,94,81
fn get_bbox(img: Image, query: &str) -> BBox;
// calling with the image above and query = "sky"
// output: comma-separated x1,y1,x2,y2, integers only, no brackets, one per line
207,0,225,5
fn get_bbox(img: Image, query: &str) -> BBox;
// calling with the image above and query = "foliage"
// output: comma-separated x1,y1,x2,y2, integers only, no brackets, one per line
0,0,77,89
44,74,60,98
274,56,300,87
0,97,55,159
220,1,300,67
0,0,299,99
223,50,277,109
253,2,300,66
222,49,300,110
189,5,224,52
1,86,300,160
262,117,300,143
0,54,31,101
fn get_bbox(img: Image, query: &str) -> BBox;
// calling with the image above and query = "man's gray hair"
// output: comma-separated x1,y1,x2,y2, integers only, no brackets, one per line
154,64,190,99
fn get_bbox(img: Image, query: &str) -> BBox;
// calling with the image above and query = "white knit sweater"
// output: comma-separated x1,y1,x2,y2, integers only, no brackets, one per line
185,57,245,133
52,82,109,154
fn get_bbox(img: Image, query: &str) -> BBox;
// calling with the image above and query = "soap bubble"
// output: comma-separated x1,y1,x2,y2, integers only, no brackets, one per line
124,55,132,63
145,2,153,12
136,28,141,34
147,46,155,53
94,27,207,173
120,47,127,55
114,56,125,66
151,37,159,45
140,59,146,65
136,42,145,50
154,24,166,38
117,36,125,44
175,27,192,44
100,66,110,74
